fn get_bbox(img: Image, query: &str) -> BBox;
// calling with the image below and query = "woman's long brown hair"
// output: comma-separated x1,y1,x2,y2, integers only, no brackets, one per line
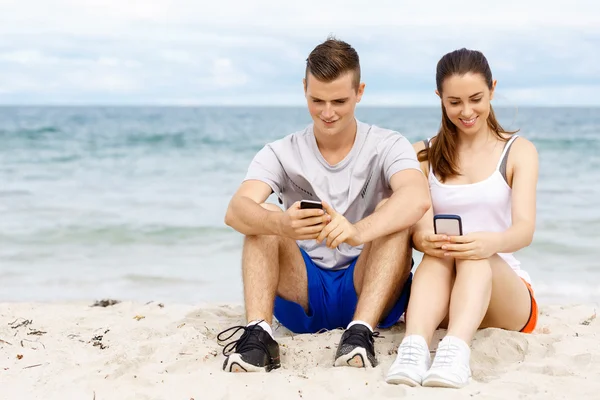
419,48,518,182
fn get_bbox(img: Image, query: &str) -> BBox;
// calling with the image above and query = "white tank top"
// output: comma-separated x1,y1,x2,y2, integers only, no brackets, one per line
427,135,531,284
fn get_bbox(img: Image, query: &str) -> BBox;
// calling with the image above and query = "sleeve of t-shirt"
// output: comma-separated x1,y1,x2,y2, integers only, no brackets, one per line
243,145,285,196
382,135,422,184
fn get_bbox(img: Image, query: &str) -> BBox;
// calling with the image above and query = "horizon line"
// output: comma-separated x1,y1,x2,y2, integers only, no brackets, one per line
0,104,598,108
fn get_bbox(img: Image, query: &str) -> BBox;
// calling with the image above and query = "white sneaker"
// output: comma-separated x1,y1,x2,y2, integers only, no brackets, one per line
422,336,472,388
385,335,431,386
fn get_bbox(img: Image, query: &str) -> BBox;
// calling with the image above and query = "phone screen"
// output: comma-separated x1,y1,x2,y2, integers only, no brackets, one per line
300,200,323,210
434,218,462,236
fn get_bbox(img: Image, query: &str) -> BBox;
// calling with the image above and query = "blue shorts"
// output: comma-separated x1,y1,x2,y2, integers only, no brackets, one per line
273,248,413,334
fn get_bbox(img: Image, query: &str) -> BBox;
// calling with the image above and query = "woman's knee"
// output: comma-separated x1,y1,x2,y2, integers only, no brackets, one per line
455,258,493,282
455,257,492,269
421,254,454,270
414,254,455,280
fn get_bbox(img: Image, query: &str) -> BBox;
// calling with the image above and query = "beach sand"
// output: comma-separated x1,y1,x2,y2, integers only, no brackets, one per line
1,301,598,400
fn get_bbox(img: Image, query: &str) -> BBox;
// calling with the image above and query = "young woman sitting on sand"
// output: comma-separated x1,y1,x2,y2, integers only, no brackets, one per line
385,48,539,389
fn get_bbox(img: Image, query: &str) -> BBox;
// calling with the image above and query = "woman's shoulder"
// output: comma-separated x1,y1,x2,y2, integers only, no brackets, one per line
509,135,538,157
412,138,427,153
411,138,433,177
412,136,437,152
504,135,538,178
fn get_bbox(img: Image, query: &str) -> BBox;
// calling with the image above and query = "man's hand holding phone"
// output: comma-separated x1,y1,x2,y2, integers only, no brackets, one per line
278,201,330,240
316,202,362,248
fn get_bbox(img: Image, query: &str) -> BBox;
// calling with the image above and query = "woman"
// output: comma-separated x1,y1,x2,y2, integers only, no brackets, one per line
385,48,539,389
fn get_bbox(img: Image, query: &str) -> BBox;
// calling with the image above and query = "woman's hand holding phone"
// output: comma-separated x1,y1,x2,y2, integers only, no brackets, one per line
416,231,451,258
441,232,500,260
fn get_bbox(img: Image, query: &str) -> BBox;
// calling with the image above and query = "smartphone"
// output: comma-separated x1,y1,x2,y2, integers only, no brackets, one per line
434,214,463,236
300,200,323,210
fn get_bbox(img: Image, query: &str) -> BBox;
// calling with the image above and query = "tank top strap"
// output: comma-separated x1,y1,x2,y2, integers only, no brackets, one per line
424,138,433,175
496,134,520,171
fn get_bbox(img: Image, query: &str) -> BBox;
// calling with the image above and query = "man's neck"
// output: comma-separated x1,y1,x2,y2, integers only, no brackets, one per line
314,118,357,153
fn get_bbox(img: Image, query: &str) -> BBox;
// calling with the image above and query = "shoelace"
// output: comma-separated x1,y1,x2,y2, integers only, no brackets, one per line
398,340,428,365
431,343,461,368
216,323,271,357
342,328,381,347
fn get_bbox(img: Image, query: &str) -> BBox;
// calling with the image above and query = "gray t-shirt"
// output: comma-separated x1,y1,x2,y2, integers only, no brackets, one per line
244,119,420,270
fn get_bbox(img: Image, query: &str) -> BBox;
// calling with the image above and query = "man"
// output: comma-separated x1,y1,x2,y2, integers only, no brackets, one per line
220,37,430,373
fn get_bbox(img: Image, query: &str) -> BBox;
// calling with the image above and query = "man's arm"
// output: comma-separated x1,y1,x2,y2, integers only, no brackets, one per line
354,168,431,244
224,180,283,236
410,201,437,253
408,139,436,253
225,180,329,239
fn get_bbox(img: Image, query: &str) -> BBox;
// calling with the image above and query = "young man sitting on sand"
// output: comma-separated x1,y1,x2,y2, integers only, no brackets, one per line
219,37,430,372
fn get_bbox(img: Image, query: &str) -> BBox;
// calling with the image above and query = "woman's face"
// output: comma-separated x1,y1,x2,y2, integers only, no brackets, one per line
438,72,496,137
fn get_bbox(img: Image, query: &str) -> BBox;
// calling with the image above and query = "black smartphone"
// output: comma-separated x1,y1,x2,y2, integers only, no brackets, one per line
300,200,323,210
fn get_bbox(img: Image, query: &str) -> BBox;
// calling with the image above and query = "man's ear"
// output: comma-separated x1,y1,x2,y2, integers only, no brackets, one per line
356,82,366,103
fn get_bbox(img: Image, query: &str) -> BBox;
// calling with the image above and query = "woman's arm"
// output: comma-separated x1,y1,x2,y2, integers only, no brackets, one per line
494,137,539,252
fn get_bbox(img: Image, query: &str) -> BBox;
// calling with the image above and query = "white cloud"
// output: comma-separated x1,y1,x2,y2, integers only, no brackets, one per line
3,1,599,36
205,58,248,88
501,85,600,106
0,0,598,104
160,50,197,65
0,50,60,65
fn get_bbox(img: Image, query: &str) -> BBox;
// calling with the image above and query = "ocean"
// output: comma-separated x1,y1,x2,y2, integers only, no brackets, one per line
0,106,599,305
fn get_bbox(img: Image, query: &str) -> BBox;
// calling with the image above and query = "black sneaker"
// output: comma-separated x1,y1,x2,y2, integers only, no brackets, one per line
217,323,281,373
333,324,379,368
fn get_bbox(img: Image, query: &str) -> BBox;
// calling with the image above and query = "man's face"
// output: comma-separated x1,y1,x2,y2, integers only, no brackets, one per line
304,71,365,138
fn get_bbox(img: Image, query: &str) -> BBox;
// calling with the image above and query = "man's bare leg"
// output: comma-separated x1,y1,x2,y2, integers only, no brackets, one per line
221,203,307,373
242,203,308,323
334,199,413,368
353,200,413,328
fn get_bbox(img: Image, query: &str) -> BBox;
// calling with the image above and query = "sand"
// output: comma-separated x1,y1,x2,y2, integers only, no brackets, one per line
1,301,598,400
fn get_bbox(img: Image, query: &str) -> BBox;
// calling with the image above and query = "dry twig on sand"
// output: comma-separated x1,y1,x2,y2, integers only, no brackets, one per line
23,364,43,369
9,318,32,329
91,299,120,307
580,310,597,326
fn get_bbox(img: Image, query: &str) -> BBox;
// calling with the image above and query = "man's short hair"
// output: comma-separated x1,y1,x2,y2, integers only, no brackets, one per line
305,36,361,90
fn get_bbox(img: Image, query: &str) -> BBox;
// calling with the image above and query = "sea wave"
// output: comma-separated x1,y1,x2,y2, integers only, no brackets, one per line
0,224,235,245
122,274,206,286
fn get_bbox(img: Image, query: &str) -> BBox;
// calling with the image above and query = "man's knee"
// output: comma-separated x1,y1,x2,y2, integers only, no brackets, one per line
242,203,283,243
260,202,283,212
244,204,281,244
244,232,280,249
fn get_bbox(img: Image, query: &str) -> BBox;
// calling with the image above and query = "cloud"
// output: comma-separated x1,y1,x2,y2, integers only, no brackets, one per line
204,58,248,88
0,0,598,105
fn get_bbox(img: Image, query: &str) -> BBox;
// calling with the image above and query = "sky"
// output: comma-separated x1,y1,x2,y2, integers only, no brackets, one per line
0,0,599,106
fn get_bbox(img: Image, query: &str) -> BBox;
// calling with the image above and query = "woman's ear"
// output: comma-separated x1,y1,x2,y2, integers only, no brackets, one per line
490,80,497,100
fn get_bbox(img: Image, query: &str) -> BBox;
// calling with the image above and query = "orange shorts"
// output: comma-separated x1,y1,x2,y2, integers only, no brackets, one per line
519,279,538,333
